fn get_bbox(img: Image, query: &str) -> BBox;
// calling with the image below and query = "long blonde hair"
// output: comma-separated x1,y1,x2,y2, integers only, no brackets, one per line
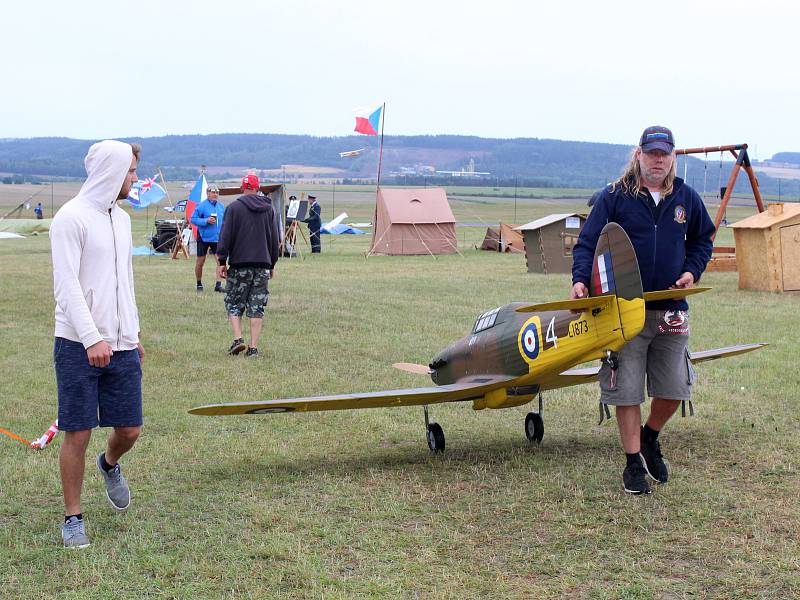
610,148,676,198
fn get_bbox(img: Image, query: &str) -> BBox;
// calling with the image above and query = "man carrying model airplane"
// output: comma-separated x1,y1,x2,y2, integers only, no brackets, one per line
571,126,716,495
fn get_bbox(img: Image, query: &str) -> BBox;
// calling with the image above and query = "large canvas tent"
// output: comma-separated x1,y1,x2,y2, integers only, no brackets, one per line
369,187,458,256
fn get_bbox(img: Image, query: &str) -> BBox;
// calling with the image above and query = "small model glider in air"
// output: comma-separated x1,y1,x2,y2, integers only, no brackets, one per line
190,223,766,452
339,148,365,158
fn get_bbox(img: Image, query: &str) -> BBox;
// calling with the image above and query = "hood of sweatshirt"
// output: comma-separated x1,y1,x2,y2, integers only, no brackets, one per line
76,140,134,213
238,193,270,213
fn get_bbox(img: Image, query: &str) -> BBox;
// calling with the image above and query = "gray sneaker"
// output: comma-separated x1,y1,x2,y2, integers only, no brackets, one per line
96,453,130,510
62,516,91,549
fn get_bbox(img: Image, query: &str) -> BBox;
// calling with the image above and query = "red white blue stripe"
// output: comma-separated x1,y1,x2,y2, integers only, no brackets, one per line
591,251,615,295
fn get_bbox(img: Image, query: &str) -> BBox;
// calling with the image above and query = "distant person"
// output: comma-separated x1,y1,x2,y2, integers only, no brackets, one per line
50,140,146,548
304,194,322,253
570,125,715,495
34,202,44,219
190,184,225,292
216,173,280,358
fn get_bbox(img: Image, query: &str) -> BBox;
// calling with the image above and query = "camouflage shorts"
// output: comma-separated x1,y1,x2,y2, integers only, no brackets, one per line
224,267,270,318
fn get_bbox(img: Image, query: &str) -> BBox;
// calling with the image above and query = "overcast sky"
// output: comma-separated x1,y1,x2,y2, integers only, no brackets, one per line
2,0,796,158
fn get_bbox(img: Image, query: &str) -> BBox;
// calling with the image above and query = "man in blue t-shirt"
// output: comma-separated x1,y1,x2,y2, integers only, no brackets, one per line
190,184,225,292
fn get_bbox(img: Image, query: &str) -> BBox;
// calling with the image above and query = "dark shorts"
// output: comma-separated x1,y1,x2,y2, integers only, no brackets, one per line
224,267,270,318
196,239,218,256
599,310,695,406
55,337,143,431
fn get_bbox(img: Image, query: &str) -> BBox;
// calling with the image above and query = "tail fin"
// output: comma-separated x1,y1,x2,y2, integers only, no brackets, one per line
590,223,644,341
590,222,643,301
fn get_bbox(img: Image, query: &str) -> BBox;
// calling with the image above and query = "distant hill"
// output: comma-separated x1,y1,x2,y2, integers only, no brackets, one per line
0,134,796,197
770,152,800,166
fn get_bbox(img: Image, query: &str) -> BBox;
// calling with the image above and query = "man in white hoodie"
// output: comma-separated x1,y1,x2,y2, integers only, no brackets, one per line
50,140,145,549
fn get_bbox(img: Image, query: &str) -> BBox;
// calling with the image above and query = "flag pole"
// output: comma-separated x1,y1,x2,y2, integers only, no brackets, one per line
376,102,386,189
368,103,386,258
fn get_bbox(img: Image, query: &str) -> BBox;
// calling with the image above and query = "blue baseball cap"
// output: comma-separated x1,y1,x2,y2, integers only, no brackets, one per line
639,126,675,153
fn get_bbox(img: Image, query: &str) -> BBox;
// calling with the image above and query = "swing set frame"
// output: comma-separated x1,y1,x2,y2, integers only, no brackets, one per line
675,143,765,247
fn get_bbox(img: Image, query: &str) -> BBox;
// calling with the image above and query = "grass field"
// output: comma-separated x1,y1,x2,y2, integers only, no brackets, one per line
1,188,798,598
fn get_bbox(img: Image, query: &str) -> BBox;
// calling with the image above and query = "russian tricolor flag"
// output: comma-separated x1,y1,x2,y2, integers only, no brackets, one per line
591,251,615,295
354,104,383,136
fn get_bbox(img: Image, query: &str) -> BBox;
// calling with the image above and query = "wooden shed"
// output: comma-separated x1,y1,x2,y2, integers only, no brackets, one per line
729,202,800,293
515,213,587,274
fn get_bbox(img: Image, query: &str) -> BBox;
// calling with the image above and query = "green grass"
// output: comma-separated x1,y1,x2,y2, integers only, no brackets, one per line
1,190,798,598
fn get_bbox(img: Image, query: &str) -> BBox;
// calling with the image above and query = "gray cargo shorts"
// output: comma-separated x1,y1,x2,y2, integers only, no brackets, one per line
599,310,696,406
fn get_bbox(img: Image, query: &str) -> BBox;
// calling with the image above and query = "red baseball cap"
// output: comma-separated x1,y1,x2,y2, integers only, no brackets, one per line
241,173,260,190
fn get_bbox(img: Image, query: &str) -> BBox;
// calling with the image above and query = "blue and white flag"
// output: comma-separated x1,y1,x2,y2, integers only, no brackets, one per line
127,174,167,209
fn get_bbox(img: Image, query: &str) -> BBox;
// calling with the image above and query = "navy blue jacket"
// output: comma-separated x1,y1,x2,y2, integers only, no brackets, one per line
303,201,322,231
572,176,715,311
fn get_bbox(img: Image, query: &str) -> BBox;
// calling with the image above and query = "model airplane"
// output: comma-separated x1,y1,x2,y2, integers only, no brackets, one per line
190,223,766,451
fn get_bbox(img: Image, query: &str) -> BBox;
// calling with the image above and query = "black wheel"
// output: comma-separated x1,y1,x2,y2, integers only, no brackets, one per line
525,412,544,444
154,231,176,252
426,422,445,452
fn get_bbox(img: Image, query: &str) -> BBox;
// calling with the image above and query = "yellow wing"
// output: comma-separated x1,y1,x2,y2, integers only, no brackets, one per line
189,374,516,416
514,296,611,313
642,287,710,302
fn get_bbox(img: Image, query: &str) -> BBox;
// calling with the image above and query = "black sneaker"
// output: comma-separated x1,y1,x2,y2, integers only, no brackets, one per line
196,282,204,292
228,338,246,355
623,457,651,495
245,347,259,358
214,283,224,293
640,427,669,483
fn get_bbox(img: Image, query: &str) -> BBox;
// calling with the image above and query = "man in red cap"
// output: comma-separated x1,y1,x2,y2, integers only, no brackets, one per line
216,173,280,357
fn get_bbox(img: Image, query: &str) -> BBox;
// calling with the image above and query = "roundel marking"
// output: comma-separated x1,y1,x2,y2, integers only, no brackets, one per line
518,317,541,363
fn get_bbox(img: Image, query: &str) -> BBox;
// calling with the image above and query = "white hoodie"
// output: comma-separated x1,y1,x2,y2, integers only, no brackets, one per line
50,140,140,351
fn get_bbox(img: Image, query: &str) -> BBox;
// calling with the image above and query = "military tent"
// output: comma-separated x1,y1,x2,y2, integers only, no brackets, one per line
368,187,458,256
479,223,524,253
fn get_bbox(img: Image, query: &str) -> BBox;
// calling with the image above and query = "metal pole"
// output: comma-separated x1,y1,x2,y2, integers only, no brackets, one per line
332,179,336,219
514,176,518,223
376,102,386,189
50,181,54,218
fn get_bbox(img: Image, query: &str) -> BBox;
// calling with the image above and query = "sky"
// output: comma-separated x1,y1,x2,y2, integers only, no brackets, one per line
2,0,797,159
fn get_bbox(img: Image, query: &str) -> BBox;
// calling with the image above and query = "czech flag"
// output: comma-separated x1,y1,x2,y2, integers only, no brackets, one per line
185,174,207,239
354,104,383,136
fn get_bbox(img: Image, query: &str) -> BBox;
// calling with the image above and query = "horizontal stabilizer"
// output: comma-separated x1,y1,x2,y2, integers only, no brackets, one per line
548,343,767,389
392,362,432,375
189,374,516,415
515,296,611,313
643,287,710,303
688,342,767,364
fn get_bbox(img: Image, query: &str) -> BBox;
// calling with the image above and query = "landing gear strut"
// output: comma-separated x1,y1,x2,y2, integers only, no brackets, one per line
524,393,544,444
423,405,445,452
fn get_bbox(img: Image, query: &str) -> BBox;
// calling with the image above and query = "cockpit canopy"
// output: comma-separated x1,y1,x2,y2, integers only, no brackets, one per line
473,306,501,334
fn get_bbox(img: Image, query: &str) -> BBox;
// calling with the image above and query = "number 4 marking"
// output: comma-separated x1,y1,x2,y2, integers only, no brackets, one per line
546,317,558,348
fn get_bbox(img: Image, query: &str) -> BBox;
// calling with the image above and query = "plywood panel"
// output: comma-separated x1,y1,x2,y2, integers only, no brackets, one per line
734,229,770,291
780,224,800,291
